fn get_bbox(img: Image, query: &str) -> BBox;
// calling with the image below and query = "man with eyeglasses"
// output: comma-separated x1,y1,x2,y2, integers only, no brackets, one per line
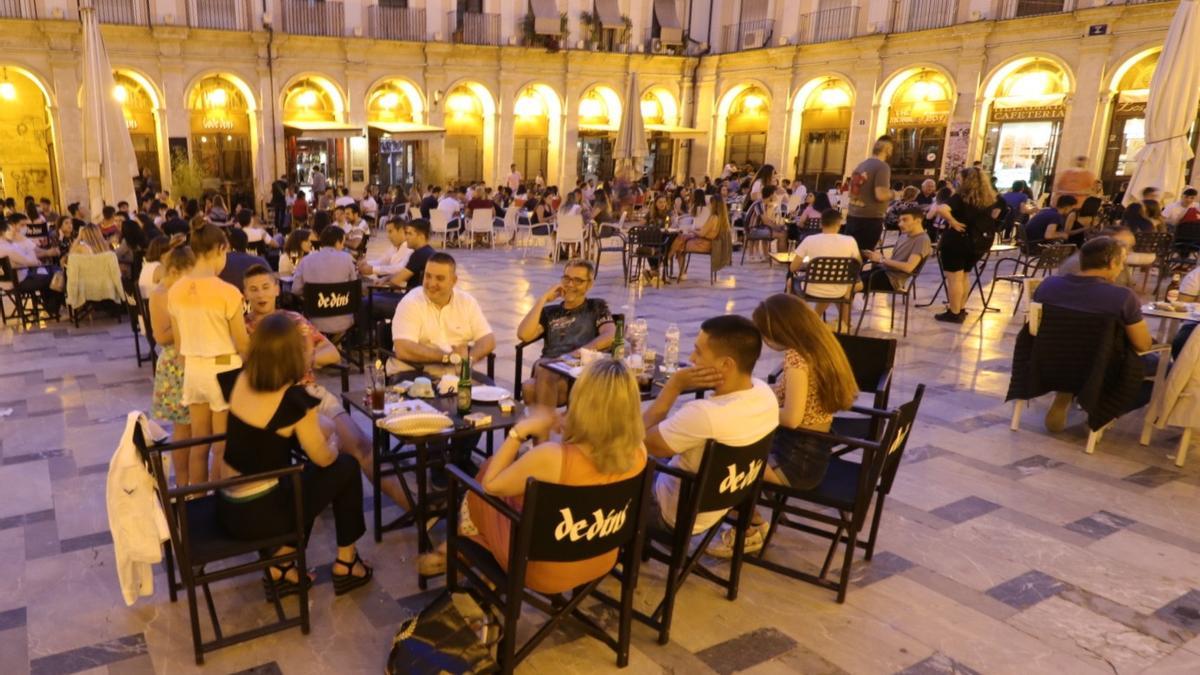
516,259,615,406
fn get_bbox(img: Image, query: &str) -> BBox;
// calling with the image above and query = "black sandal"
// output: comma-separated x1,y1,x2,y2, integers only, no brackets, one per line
332,552,374,596
262,561,312,602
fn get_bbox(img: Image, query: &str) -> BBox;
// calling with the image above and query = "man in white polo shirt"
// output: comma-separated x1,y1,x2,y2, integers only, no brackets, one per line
391,252,496,480
642,314,779,542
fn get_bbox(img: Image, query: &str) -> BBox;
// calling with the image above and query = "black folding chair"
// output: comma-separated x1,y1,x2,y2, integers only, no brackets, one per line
626,225,669,285
130,284,157,373
1126,231,1174,293
855,255,928,336
445,463,655,672
133,427,308,664
302,280,365,372
985,242,1076,315
512,335,545,402
798,256,862,333
0,256,44,328
747,386,925,602
629,433,774,644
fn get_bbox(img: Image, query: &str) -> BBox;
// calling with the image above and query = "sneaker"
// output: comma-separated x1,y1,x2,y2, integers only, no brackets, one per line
706,524,766,559
934,310,965,324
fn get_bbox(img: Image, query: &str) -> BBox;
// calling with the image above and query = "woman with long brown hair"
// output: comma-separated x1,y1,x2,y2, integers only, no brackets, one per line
934,167,1001,323
708,293,858,558
668,195,731,280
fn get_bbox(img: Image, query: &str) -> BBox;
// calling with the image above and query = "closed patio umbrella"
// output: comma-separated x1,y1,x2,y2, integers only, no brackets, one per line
613,72,647,181
80,0,138,217
1124,0,1200,205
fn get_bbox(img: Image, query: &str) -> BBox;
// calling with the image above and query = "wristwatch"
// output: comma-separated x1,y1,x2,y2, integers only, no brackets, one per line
508,428,528,443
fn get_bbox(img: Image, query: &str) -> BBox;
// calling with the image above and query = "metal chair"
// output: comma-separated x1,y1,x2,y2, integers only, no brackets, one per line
466,208,495,249
797,256,862,333
301,280,365,371
985,242,1076,315
512,335,545,401
854,255,928,336
130,284,157,373
626,225,669,285
429,210,458,247
1126,231,1173,293
593,212,628,281
553,213,587,261
445,463,655,672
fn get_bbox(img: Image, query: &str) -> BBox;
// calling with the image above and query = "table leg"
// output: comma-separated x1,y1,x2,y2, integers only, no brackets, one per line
372,425,383,542
972,253,1001,313
414,441,430,590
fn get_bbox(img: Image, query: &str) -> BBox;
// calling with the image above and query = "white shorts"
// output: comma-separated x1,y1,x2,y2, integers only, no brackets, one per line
182,355,242,412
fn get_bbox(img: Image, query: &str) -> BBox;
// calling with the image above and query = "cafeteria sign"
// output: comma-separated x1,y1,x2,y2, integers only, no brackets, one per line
992,105,1066,121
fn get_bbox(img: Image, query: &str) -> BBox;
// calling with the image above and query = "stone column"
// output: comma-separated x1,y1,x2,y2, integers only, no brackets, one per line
845,57,882,175
561,74,584,189
47,39,84,207
1056,37,1112,178
948,38,986,176
764,73,791,172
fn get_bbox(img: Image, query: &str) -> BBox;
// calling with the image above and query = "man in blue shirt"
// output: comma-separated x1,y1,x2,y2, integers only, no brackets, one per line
1024,195,1078,247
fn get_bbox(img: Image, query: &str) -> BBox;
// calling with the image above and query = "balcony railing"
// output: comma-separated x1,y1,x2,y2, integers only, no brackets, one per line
187,0,251,31
721,18,774,52
282,0,345,37
0,0,35,19
447,10,501,46
995,0,1071,19
96,0,149,25
887,0,958,33
369,5,425,41
801,5,858,44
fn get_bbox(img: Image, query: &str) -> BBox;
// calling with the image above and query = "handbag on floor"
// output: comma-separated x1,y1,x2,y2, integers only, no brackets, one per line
387,588,502,674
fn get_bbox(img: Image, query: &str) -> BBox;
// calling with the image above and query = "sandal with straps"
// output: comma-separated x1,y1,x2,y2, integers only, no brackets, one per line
332,552,374,596
262,561,312,602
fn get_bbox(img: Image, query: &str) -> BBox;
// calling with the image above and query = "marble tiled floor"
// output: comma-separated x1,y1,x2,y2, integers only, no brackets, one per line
3,240,1200,675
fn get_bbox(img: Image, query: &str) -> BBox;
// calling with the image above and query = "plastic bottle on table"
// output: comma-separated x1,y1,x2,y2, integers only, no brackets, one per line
663,323,680,374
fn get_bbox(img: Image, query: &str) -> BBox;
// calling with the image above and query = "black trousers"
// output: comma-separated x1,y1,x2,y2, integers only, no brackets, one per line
860,268,896,292
18,271,62,314
844,216,884,252
217,454,366,547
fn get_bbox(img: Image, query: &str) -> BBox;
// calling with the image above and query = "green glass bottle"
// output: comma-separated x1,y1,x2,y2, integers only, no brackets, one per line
611,313,626,361
457,342,473,415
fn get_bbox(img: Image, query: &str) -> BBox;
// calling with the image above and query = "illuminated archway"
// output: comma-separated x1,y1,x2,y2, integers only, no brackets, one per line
512,82,563,186
577,84,621,180
878,67,955,184
978,57,1072,190
186,74,257,198
366,78,433,187
717,84,770,170
0,65,61,205
280,75,355,190
788,75,854,191
443,81,496,184
1102,48,1162,192
112,70,164,186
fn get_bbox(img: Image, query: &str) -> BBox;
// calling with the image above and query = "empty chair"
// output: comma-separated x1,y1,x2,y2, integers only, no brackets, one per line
466,208,494,249
553,213,586,261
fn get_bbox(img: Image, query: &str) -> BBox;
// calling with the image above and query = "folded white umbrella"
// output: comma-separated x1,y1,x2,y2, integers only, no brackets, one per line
613,72,647,180
1124,0,1200,205
80,0,138,216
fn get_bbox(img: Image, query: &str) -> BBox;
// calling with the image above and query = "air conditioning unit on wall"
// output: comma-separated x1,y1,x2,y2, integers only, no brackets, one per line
743,29,765,48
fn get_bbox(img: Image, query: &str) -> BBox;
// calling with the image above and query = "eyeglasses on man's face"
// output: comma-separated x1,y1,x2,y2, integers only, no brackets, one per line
560,275,590,286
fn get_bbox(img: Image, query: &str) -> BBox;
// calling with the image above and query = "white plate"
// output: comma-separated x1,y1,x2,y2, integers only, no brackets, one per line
472,385,512,403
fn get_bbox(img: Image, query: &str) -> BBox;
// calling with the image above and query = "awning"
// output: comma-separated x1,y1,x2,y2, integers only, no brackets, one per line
531,0,560,35
595,0,623,29
654,0,683,45
578,123,617,134
645,123,705,138
284,121,364,138
368,121,446,140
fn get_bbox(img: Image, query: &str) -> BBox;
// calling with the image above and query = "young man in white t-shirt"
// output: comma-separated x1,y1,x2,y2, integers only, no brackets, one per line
791,207,862,326
643,315,779,538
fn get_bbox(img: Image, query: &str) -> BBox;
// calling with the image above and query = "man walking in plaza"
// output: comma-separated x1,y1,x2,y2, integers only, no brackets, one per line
844,136,894,253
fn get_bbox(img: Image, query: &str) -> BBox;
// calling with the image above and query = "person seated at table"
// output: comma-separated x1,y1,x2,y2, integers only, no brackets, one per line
358,219,411,281
1024,195,1079,248
1033,236,1153,432
243,265,412,517
279,228,312,276
789,208,861,325
341,204,370,249
742,185,783,261
416,358,649,586
215,312,373,598
0,215,63,316
862,206,932,292
217,228,269,292
71,222,111,256
667,197,731,280
237,209,276,250
438,187,464,232
707,294,859,557
516,259,614,407
641,315,779,539
391,253,497,478
290,226,359,339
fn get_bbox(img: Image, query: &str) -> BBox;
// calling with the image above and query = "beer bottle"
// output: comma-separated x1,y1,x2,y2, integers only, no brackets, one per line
611,313,626,361
1166,273,1182,304
457,342,473,415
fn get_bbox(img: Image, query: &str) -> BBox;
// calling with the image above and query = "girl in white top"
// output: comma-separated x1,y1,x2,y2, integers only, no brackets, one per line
750,164,776,202
167,223,250,481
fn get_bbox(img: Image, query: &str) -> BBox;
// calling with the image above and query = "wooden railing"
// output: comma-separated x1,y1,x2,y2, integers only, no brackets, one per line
368,5,425,41
801,5,858,44
995,0,1071,19
282,0,345,37
187,0,251,31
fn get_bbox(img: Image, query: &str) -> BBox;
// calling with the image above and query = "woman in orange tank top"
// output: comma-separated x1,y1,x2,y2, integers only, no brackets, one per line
419,359,647,593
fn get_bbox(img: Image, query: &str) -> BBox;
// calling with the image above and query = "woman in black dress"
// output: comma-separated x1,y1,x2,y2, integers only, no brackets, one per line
934,167,1000,323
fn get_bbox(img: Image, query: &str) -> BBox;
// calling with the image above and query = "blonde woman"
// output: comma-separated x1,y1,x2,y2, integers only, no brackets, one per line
70,223,110,256
669,196,730,280
707,293,858,558
419,359,648,594
149,244,197,486
934,167,1000,323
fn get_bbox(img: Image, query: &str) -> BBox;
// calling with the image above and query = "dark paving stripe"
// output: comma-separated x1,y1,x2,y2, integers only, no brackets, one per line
0,509,54,533
694,626,798,675
895,651,982,675
229,663,283,675
1063,510,1136,539
1006,454,1063,477
29,633,146,675
1153,589,1200,634
928,496,1001,524
984,570,1068,610
2,449,67,465
0,606,26,631
58,530,113,554
1122,466,1181,488
853,551,916,588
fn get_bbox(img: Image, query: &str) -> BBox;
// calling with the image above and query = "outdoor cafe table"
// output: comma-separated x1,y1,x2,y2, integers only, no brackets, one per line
540,353,707,401
342,389,523,586
1141,303,1197,343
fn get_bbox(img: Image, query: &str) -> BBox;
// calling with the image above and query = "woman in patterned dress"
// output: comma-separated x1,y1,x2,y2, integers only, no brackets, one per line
149,243,196,486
